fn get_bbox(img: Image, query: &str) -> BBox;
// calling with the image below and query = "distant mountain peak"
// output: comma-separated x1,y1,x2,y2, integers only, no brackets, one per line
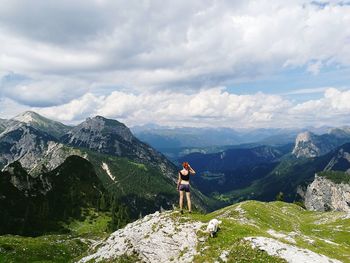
13,111,42,124
295,131,315,142
62,116,135,155
292,129,350,158
10,111,71,139
87,115,126,127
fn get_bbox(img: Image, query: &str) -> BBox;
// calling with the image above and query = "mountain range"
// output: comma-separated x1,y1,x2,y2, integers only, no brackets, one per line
0,111,210,236
132,125,302,149
1,112,350,262
173,126,350,205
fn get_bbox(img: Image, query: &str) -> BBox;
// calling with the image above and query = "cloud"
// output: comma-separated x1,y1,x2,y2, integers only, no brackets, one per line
34,93,104,122
0,0,350,94
1,1,350,128
283,87,330,95
29,87,350,128
0,73,90,107
0,85,346,129
0,97,29,119
289,87,350,126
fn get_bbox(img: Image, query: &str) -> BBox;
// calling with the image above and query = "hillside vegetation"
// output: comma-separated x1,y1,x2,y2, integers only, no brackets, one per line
318,171,350,184
191,201,349,262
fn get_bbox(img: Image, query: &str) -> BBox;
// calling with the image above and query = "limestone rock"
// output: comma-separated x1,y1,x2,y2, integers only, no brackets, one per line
292,130,350,158
78,211,204,263
304,175,350,212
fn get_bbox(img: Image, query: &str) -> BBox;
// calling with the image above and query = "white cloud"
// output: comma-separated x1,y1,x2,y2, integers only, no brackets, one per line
1,1,350,128
283,87,330,95
289,87,350,126
28,87,350,128
0,75,90,107
0,0,350,95
0,84,346,129
34,93,104,122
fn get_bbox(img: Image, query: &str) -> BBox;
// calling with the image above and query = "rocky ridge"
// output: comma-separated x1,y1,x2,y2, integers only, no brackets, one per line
79,211,203,263
303,144,350,212
0,122,83,174
0,112,178,181
12,111,71,139
78,201,348,263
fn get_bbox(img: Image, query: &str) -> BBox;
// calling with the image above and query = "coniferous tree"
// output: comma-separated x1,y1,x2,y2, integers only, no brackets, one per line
109,195,130,231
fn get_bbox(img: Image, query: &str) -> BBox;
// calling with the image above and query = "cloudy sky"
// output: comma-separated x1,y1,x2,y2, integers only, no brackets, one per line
1,0,350,128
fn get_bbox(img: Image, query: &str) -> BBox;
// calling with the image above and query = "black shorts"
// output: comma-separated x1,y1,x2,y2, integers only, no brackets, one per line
179,184,190,192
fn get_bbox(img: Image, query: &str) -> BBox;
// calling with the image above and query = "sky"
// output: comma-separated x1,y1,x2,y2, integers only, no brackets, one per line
0,0,350,128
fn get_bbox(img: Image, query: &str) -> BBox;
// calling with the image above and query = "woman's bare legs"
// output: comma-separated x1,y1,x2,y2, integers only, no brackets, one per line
186,192,192,212
179,190,184,212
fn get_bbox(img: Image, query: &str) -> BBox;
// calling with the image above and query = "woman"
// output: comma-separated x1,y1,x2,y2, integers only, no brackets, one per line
177,162,196,214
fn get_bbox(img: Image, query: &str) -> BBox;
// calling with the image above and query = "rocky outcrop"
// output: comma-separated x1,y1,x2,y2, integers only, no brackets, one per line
293,132,333,158
0,123,57,170
292,130,350,158
304,175,350,212
79,211,204,263
246,237,341,263
293,132,320,158
0,123,83,174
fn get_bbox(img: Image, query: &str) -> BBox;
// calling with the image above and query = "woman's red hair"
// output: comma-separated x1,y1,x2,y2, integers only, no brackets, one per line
182,162,189,169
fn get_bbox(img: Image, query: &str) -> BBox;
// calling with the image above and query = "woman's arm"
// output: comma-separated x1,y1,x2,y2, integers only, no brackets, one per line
177,172,181,190
188,165,196,175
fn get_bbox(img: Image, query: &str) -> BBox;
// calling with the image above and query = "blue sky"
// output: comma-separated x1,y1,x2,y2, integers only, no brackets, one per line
0,0,350,128
228,66,350,99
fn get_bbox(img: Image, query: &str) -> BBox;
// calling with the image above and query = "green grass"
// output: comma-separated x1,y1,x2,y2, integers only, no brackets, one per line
0,235,88,263
84,151,177,198
2,201,350,262
175,201,350,262
0,208,112,263
61,208,111,239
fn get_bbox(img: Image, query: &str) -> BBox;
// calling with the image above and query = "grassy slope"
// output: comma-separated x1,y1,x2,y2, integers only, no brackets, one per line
0,208,111,263
0,235,88,263
186,201,350,262
86,150,176,198
1,201,350,262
